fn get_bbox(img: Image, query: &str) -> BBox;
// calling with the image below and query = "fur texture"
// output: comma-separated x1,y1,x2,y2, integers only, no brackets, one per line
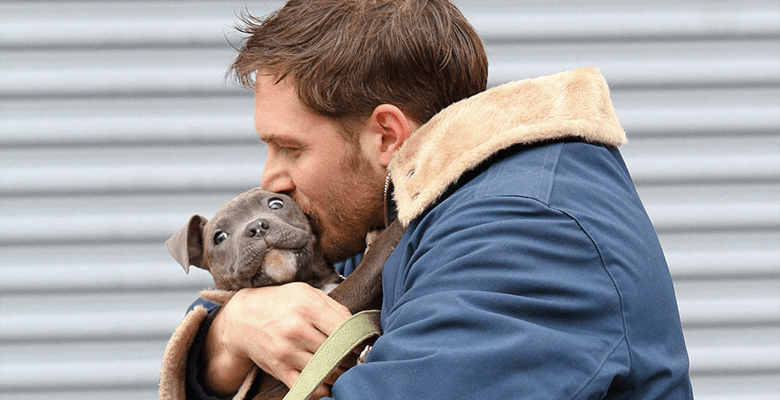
160,290,259,400
389,67,626,226
159,305,209,399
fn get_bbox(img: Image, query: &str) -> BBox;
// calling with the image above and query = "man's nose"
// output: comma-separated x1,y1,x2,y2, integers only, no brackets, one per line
260,158,295,193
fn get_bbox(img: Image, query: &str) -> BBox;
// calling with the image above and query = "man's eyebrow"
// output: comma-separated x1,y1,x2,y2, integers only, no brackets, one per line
264,133,304,147
257,132,274,143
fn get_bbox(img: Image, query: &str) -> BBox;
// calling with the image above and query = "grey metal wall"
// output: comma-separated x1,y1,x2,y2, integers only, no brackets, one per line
1,1,778,399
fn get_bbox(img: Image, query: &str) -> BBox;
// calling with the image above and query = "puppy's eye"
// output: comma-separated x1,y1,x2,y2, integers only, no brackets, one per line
268,198,284,210
214,231,228,245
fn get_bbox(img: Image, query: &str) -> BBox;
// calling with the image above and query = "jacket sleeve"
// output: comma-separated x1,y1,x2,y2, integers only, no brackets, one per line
326,194,637,399
160,297,231,400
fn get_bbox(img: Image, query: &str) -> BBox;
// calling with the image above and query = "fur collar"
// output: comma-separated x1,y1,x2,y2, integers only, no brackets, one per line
388,67,626,226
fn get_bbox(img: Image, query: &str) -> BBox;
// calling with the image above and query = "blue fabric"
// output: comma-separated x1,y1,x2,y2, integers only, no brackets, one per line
327,142,693,399
336,253,362,278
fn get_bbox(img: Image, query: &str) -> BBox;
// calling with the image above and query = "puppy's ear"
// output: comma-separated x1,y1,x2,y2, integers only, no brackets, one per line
165,214,208,273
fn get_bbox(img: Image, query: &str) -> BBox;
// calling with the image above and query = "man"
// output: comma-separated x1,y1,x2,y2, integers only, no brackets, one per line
168,0,694,398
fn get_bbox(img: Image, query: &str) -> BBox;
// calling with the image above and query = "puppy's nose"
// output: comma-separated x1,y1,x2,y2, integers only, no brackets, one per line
246,219,271,238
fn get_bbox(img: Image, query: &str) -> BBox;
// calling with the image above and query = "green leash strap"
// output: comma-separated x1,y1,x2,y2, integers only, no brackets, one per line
283,310,382,400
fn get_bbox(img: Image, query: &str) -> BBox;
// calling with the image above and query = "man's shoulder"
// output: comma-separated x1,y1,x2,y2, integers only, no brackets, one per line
448,140,623,205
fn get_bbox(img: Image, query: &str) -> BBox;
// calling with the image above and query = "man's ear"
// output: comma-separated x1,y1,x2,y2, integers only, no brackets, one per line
369,104,416,167
165,214,208,273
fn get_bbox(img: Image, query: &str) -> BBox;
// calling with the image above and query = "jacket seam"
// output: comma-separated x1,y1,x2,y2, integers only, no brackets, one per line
540,142,563,204
567,334,627,400
557,208,633,388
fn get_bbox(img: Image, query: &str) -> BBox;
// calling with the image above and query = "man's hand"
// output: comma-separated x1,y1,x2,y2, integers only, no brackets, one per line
200,282,352,397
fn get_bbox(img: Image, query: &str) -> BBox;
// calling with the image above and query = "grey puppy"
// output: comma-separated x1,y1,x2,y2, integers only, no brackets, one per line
166,188,341,292
162,188,405,400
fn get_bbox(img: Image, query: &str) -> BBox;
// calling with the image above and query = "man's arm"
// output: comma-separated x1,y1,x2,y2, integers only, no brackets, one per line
319,195,624,398
330,181,696,400
196,283,351,397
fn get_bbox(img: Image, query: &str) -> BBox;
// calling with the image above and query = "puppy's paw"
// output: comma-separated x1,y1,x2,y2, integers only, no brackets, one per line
364,230,382,253
357,345,373,365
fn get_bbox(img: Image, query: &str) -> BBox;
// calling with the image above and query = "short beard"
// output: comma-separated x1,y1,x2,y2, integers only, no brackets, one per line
296,144,385,263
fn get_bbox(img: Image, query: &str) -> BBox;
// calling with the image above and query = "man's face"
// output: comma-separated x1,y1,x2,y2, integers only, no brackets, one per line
255,73,386,262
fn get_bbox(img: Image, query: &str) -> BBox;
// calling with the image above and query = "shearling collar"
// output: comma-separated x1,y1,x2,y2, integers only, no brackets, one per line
388,67,626,226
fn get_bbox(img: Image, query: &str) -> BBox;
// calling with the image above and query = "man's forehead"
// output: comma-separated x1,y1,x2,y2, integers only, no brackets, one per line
253,72,300,105
253,76,316,132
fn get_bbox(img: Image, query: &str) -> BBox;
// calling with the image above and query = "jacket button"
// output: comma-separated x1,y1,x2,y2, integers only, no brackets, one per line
407,169,416,179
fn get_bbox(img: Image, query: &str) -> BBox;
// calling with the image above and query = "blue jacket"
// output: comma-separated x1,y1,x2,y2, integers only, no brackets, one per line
177,68,693,399
328,68,693,399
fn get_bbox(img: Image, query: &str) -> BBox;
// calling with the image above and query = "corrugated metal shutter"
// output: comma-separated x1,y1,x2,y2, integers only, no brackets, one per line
1,1,778,399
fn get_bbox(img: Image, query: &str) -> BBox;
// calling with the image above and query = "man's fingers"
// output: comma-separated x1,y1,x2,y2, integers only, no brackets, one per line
313,289,352,331
276,354,341,393
277,367,302,391
221,283,354,393
274,314,330,354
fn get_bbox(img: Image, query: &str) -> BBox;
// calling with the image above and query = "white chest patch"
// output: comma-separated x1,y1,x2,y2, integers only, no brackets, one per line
263,249,298,283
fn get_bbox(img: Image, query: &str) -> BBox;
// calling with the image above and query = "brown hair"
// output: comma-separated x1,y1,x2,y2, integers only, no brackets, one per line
229,0,488,133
